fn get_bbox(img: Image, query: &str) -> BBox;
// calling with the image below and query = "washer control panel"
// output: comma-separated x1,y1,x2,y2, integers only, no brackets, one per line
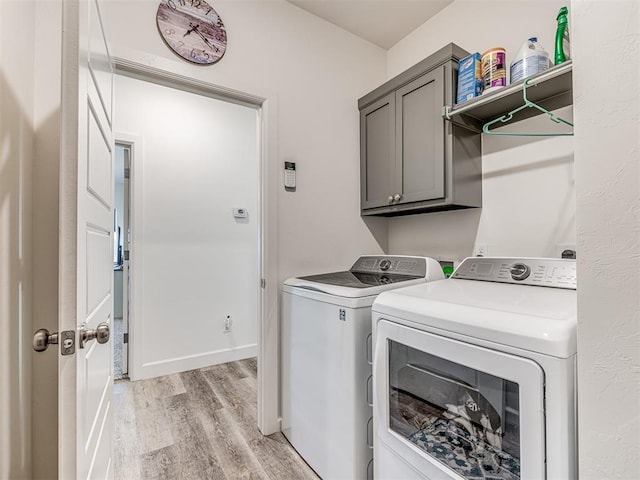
350,256,427,277
452,257,576,289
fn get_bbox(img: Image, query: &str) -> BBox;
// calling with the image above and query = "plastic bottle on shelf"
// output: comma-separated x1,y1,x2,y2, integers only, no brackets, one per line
510,37,552,84
554,6,571,64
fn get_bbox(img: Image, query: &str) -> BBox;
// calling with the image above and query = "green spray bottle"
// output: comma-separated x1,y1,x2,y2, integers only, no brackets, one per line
554,6,570,65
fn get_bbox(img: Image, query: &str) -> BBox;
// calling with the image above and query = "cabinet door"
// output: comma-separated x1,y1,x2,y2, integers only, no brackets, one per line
395,66,445,204
360,93,395,210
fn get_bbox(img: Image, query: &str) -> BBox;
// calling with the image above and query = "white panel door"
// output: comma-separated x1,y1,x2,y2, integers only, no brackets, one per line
59,0,114,478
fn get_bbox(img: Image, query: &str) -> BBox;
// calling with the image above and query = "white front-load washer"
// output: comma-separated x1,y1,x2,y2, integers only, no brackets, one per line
371,257,577,480
282,256,445,480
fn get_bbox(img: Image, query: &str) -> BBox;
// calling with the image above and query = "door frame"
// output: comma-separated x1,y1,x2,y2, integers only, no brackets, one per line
112,57,278,434
113,141,132,379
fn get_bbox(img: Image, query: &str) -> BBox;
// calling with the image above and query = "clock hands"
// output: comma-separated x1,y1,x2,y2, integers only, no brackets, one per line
183,22,198,37
183,22,219,52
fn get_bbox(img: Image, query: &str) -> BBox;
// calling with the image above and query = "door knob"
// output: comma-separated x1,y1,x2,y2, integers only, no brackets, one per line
33,328,75,355
79,322,110,349
33,329,59,352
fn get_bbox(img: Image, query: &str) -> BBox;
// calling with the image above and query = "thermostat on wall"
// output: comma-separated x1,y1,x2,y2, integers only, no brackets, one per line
284,161,296,190
233,208,248,218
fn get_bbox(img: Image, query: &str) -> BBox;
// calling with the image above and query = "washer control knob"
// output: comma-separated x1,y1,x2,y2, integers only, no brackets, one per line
510,263,531,281
379,259,392,271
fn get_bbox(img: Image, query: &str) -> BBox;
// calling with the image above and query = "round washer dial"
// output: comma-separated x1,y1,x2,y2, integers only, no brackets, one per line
510,263,531,281
379,259,392,271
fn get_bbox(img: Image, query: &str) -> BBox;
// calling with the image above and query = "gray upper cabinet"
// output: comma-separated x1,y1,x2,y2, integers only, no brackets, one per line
359,43,482,217
395,67,445,205
360,93,395,210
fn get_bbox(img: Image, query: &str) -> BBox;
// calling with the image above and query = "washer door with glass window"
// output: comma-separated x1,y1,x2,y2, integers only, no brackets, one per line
373,319,546,480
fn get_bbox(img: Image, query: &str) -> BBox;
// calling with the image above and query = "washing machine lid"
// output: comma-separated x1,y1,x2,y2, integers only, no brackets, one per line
299,270,423,288
373,257,577,358
284,275,430,299
283,255,445,299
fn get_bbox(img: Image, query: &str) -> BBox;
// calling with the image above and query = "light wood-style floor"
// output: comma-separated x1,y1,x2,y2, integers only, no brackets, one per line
114,358,319,480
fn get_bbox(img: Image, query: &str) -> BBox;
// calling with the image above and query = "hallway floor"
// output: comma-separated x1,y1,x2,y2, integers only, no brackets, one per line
114,358,319,479
114,317,124,381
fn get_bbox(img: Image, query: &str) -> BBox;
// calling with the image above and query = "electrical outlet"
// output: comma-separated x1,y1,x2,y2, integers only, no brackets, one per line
555,244,577,259
474,243,488,257
224,315,232,333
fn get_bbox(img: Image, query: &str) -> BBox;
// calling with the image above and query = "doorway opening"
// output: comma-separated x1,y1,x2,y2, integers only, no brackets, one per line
113,69,263,385
112,58,277,434
113,143,131,380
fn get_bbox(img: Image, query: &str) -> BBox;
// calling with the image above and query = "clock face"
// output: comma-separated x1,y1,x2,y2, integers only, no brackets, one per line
156,0,227,65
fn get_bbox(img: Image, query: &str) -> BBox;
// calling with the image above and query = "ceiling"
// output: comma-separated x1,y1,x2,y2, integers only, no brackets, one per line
285,0,453,49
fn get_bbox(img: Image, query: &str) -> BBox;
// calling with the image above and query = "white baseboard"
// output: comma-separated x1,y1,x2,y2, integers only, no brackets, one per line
131,344,257,381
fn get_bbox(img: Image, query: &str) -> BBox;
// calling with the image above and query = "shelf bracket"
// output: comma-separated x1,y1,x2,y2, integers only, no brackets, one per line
442,105,483,132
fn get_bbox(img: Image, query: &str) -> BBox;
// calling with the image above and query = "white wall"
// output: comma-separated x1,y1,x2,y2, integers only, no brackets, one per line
572,0,640,478
101,0,388,280
31,0,63,476
0,1,35,478
386,0,575,263
115,74,261,379
101,0,388,431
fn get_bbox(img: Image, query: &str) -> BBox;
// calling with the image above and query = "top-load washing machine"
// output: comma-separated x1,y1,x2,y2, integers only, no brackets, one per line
282,255,445,480
371,257,577,480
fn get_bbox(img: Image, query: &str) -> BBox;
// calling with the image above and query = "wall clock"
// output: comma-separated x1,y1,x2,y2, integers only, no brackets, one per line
156,0,227,65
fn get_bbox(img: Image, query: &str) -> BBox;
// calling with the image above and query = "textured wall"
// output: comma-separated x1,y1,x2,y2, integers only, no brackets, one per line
572,0,640,478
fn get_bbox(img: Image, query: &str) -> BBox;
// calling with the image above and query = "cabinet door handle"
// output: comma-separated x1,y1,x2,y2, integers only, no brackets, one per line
388,196,394,203
394,193,402,202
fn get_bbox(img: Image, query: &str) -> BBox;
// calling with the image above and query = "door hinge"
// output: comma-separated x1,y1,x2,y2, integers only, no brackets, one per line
123,333,129,344
124,250,130,261
260,278,266,288
124,167,130,179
